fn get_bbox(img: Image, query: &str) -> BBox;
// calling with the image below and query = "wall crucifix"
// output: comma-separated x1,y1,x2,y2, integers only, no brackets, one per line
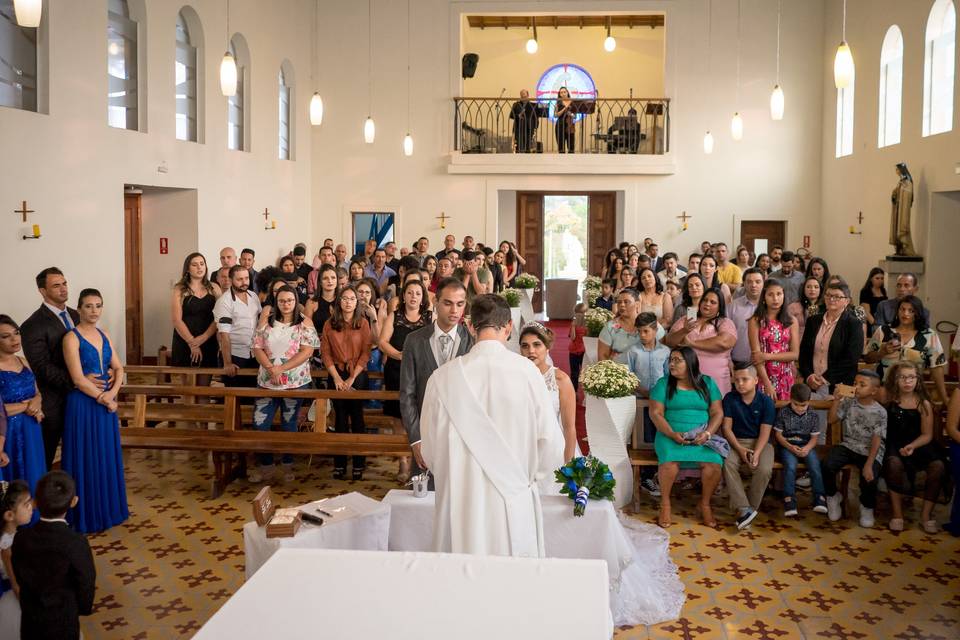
14,200,34,223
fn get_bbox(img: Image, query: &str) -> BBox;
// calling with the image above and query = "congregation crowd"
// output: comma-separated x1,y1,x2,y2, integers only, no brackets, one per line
2,232,960,638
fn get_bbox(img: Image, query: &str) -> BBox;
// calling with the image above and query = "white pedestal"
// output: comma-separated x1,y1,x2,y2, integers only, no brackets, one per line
518,287,536,326
584,394,636,509
583,336,599,365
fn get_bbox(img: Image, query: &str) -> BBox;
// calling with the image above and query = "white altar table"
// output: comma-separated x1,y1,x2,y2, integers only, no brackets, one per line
197,548,614,640
243,492,390,578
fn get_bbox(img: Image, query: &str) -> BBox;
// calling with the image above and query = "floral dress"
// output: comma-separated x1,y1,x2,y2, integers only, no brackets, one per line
253,322,321,390
758,318,794,400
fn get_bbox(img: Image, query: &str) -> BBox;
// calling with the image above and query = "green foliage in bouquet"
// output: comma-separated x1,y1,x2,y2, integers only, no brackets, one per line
499,288,521,308
584,307,613,338
513,273,539,289
580,360,639,398
555,455,616,516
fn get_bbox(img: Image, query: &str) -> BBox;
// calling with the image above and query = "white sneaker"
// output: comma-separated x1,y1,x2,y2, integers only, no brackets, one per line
859,507,875,528
826,493,843,521
795,473,811,489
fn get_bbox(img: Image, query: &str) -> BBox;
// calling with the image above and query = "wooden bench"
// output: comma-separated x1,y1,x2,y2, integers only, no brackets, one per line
117,384,407,497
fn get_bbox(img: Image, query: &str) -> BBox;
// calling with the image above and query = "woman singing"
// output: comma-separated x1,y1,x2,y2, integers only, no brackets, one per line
555,87,575,153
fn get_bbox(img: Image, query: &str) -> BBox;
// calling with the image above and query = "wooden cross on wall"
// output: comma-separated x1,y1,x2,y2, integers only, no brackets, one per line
14,200,34,223
857,211,864,224
436,211,450,229
263,207,270,223
676,210,692,230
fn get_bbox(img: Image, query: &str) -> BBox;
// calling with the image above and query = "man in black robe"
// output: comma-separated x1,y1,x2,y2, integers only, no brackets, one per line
510,90,539,153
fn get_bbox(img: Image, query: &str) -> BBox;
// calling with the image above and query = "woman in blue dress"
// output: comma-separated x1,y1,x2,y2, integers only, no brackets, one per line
61,289,128,533
0,315,47,493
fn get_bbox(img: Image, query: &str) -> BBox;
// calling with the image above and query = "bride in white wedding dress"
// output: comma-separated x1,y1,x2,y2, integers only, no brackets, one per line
519,323,686,627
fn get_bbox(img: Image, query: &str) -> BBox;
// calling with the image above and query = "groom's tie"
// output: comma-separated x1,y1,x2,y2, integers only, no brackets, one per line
59,310,72,329
438,334,453,365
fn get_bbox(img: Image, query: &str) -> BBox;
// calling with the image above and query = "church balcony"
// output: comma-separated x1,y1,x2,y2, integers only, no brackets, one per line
448,97,674,175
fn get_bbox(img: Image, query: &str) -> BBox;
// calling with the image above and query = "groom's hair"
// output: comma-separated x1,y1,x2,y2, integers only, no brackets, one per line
470,294,511,332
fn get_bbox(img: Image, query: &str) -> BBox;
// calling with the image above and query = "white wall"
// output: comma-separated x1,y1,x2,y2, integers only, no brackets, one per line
140,187,198,356
311,0,826,267
0,0,315,359
462,18,665,98
818,0,960,325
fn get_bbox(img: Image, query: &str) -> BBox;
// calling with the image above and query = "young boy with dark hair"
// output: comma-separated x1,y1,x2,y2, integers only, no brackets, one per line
12,471,96,640
775,382,827,516
824,371,887,527
595,280,616,311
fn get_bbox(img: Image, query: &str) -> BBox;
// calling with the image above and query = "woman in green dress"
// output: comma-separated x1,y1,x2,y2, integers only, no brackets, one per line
649,346,723,528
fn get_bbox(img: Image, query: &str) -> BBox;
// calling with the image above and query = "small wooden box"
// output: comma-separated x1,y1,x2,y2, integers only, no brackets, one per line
252,486,276,526
252,487,302,538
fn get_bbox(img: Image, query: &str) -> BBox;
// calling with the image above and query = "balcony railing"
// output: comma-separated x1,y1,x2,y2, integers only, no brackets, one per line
453,97,670,155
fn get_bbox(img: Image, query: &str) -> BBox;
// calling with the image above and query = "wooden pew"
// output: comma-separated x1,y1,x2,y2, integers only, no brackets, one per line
117,384,406,497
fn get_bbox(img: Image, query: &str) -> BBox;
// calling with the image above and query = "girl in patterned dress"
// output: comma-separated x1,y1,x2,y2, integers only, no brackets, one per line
749,279,799,400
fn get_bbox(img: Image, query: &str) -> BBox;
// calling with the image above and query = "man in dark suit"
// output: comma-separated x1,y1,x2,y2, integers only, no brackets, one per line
13,470,97,640
20,267,83,467
400,278,474,476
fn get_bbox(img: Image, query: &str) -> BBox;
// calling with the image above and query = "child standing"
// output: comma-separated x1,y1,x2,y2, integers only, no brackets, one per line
824,371,887,527
748,280,798,400
12,471,96,640
568,303,587,391
774,383,827,517
1,479,33,639
626,312,671,496
595,279,616,311
882,361,946,533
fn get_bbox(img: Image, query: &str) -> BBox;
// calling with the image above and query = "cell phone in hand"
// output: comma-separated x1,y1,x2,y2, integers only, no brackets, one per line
686,307,697,322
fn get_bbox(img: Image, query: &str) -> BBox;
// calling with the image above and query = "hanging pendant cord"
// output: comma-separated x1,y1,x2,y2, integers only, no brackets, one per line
776,0,781,83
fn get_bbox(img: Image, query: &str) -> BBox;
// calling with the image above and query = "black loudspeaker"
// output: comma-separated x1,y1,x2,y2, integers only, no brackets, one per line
462,53,479,79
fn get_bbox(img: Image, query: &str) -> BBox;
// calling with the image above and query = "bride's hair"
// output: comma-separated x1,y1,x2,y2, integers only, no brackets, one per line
519,322,554,348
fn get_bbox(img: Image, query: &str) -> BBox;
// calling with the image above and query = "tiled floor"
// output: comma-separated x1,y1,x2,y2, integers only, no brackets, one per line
81,450,960,639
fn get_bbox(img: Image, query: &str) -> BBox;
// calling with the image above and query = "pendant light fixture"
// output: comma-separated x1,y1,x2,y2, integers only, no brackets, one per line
731,0,743,141
219,0,237,96
834,0,854,88
604,17,616,52
526,17,538,54
403,0,413,156
704,0,714,154
309,0,324,126
12,0,41,28
363,0,375,143
770,0,785,120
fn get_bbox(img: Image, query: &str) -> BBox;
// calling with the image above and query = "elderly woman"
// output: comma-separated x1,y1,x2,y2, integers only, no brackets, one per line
865,295,947,403
664,290,737,395
649,346,724,528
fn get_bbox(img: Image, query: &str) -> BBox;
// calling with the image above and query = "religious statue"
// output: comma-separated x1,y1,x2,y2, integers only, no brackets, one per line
890,162,917,256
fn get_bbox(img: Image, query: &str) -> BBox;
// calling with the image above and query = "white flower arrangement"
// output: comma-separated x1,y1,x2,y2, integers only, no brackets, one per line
580,360,640,399
513,273,539,289
582,275,603,308
584,307,613,338
499,288,521,308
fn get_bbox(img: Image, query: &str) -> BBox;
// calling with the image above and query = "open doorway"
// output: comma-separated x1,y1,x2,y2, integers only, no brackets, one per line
351,212,395,256
124,186,199,364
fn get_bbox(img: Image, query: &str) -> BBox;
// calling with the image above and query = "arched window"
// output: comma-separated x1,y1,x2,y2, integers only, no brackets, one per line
0,0,38,111
878,26,903,147
107,0,139,130
836,64,855,158
923,0,956,136
227,33,250,151
175,8,201,142
278,60,295,160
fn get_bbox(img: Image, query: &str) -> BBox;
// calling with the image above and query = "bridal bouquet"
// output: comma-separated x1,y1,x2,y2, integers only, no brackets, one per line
584,307,613,338
555,456,616,517
579,360,639,398
513,273,539,289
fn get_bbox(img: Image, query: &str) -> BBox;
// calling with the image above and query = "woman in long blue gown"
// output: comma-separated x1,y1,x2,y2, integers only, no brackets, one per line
61,289,128,534
0,315,47,494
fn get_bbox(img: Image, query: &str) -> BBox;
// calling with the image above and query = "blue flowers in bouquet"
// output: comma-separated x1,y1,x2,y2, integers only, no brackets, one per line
554,455,616,517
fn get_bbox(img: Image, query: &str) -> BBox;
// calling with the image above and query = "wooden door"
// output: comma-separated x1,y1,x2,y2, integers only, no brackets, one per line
588,193,617,276
124,194,144,364
516,193,544,311
740,220,786,257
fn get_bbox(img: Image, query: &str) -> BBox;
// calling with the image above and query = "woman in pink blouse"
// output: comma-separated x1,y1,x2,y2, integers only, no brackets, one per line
664,290,738,394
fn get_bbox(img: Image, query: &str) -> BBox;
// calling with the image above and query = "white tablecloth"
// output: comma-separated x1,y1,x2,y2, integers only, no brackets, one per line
198,548,614,640
381,490,633,585
243,492,390,578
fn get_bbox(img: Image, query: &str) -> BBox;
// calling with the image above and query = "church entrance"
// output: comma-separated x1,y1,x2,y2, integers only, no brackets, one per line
517,191,616,313
739,220,786,257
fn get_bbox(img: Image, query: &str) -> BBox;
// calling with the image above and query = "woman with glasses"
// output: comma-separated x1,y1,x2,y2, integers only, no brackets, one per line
648,346,724,528
864,295,947,403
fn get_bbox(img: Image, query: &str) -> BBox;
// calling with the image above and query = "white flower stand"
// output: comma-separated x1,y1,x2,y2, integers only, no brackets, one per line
507,307,522,353
582,336,599,366
584,394,636,509
517,287,536,325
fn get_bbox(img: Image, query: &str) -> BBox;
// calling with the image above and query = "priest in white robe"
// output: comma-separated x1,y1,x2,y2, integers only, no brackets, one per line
421,294,565,558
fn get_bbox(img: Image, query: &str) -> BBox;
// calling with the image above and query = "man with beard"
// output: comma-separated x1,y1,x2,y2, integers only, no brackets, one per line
213,265,261,388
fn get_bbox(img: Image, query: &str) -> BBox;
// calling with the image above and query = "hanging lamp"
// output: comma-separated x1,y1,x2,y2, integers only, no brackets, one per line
219,0,237,96
309,0,323,125
731,0,743,141
834,0,854,88
12,0,41,28
703,131,715,154
604,17,616,52
704,0,714,154
770,0,785,120
526,18,538,54
403,0,413,156
364,0,375,143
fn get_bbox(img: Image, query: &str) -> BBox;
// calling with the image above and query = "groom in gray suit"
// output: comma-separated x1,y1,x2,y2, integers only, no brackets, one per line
400,278,474,476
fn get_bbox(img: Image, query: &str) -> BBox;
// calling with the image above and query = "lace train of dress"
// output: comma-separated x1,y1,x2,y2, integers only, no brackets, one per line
611,513,686,626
